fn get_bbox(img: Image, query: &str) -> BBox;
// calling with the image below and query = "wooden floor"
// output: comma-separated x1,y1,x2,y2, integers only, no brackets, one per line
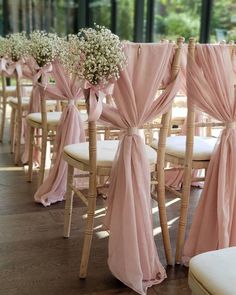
0,126,201,295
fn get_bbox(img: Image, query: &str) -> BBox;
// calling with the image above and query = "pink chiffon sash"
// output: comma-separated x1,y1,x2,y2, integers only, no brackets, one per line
2,58,24,79
21,57,52,164
183,44,236,263
34,60,85,206
101,42,181,294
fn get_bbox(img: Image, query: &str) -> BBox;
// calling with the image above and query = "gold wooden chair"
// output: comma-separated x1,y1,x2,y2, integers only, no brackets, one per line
63,38,184,278
8,77,33,164
152,38,229,264
0,74,16,143
27,92,88,187
63,103,157,279
27,91,62,186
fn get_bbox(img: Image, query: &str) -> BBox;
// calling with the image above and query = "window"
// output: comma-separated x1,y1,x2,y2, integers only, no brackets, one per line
210,0,236,42
153,0,202,42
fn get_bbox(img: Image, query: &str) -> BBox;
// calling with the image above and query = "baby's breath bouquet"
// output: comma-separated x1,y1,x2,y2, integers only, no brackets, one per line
77,25,127,86
57,34,82,76
4,32,29,61
28,31,61,67
0,37,8,58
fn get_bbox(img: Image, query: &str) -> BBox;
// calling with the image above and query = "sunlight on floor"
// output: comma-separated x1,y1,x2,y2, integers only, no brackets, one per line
152,197,180,213
153,216,179,236
95,230,109,239
82,207,106,219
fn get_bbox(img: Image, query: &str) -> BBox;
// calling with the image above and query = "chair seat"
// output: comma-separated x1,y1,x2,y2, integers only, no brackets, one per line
64,140,157,167
9,97,56,107
27,111,62,126
27,111,88,126
0,85,17,95
8,96,31,107
172,107,187,119
151,136,217,161
189,247,236,295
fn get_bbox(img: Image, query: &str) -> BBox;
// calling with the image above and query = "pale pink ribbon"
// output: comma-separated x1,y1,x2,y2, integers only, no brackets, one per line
2,59,24,78
21,58,53,164
33,59,86,206
0,57,8,73
84,81,114,121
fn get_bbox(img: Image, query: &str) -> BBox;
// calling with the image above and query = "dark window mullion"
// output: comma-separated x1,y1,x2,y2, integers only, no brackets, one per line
200,0,213,43
111,0,117,34
134,0,144,42
77,0,89,29
146,0,154,42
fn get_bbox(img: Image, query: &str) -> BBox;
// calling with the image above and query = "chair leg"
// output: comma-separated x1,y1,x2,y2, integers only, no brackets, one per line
28,126,34,182
79,171,97,278
157,110,173,266
0,96,7,142
158,166,174,266
9,107,15,144
175,165,192,263
14,111,22,165
64,164,74,238
10,108,16,153
38,129,47,186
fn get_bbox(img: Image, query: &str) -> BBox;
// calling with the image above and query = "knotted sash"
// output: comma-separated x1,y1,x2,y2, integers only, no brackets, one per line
100,43,181,294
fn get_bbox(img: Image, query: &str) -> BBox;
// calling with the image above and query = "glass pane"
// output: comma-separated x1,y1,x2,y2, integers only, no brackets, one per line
116,0,135,41
55,1,66,35
153,0,202,42
210,0,236,42
88,0,111,28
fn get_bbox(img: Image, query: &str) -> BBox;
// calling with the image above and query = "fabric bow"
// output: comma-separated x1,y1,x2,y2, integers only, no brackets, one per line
0,58,8,73
2,59,24,78
32,63,52,87
84,81,114,121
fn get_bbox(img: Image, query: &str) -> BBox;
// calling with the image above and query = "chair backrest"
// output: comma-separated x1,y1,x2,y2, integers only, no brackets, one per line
86,37,184,177
181,41,236,264
157,37,184,171
185,39,235,163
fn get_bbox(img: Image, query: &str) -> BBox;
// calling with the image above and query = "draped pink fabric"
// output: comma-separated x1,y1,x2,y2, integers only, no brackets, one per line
21,57,52,164
2,59,23,78
183,44,236,263
100,43,181,294
34,60,85,206
0,57,7,73
84,81,113,121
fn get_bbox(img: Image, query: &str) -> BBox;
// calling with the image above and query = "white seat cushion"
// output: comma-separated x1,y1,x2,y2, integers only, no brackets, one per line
27,112,62,126
0,85,16,94
5,85,17,93
64,140,157,167
0,85,17,96
189,247,236,295
6,85,16,91
27,111,88,126
172,107,187,119
151,136,217,161
9,96,31,107
9,97,57,107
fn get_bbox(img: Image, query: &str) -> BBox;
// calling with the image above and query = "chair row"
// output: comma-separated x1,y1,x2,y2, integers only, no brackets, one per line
0,39,235,291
